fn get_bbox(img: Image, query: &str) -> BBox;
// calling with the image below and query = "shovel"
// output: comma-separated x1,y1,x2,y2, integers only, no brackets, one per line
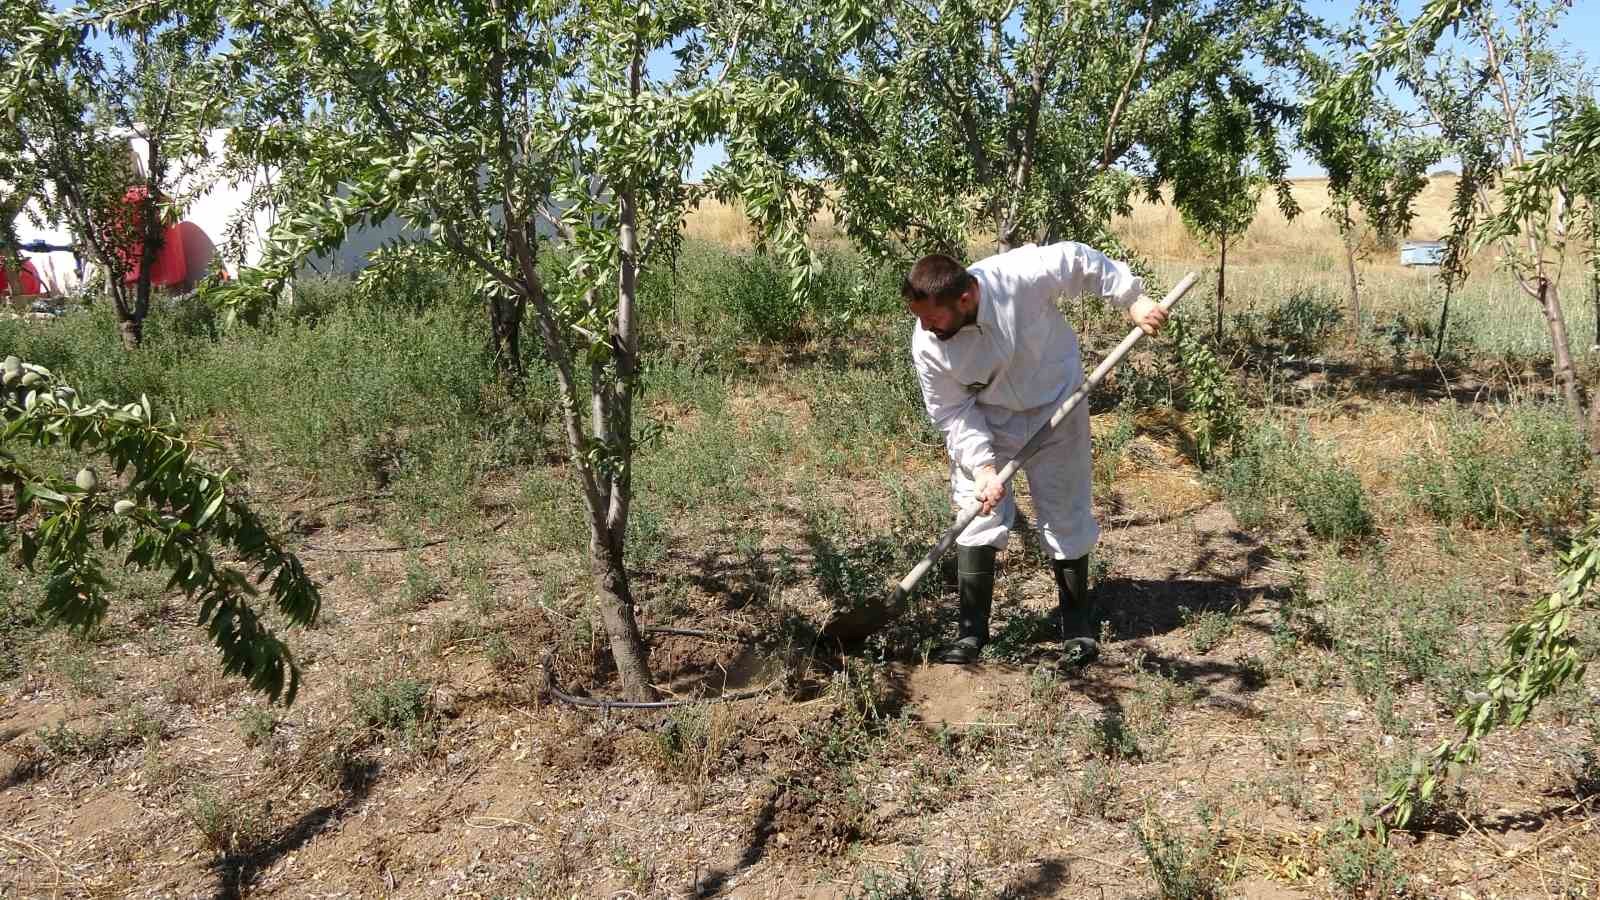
820,271,1199,643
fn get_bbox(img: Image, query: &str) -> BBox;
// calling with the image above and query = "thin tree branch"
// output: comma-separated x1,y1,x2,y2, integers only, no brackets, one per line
1100,13,1155,170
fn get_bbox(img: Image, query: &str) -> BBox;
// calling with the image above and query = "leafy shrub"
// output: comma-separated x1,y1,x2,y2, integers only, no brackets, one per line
1402,402,1591,528
6,287,560,518
1322,817,1405,895
1169,316,1243,467
1264,288,1343,356
1083,712,1142,761
1215,419,1373,542
641,241,898,349
1297,463,1374,542
350,677,431,734
715,250,806,343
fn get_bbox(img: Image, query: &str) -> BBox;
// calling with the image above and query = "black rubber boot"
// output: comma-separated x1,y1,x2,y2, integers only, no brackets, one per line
935,546,995,664
1052,555,1099,667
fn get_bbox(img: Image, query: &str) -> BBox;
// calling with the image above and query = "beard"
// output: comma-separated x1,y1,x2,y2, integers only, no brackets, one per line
932,308,978,341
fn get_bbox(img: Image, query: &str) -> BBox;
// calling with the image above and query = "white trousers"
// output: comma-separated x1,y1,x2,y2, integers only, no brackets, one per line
950,399,1097,560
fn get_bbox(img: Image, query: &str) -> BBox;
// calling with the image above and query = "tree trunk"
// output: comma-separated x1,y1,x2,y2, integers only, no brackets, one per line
2,255,21,305
1344,229,1359,339
1434,283,1453,360
591,535,655,702
487,291,524,377
107,278,144,349
132,275,153,348
1537,278,1584,435
582,48,657,704
117,316,143,350
1215,232,1227,346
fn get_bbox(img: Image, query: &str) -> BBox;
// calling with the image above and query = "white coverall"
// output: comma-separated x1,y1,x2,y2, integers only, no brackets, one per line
911,242,1145,560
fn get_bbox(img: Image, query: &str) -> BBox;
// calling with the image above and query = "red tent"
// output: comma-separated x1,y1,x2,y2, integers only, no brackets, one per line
0,258,44,296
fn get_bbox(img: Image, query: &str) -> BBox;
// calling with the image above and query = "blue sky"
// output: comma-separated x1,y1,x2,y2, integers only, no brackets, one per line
682,0,1600,180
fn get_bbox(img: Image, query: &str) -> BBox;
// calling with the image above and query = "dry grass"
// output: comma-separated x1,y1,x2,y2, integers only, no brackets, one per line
683,197,848,248
682,176,1474,268
1112,175,1470,268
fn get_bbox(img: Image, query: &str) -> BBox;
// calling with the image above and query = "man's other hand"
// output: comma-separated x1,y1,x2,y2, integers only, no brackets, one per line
1129,296,1169,336
974,464,1006,515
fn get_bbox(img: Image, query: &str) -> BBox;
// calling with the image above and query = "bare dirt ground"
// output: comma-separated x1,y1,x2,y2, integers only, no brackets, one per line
4,390,1599,899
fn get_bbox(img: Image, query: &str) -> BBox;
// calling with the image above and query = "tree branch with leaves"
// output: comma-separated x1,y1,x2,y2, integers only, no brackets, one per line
2,355,320,703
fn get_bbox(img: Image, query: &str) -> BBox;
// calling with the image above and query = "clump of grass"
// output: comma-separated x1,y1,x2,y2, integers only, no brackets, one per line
1565,717,1600,806
1082,712,1142,761
648,703,742,809
237,707,278,749
1069,759,1121,819
1215,419,1373,542
188,783,270,855
397,554,445,610
642,241,899,350
1402,401,1591,529
853,851,986,900
0,586,42,683
810,659,898,767
1180,606,1235,655
1230,286,1344,358
50,649,109,698
36,706,166,764
1321,817,1406,896
1134,812,1222,900
349,676,433,746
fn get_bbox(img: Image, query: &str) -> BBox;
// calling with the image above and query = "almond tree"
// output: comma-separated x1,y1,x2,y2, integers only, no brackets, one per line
1310,0,1600,827
1,0,226,347
730,0,1314,264
205,0,808,702
1301,52,1440,339
1159,94,1267,345
1311,0,1594,429
1491,97,1600,449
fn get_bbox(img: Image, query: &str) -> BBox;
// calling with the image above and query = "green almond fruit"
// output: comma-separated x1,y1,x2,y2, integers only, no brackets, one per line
20,372,42,387
113,499,136,515
76,468,98,492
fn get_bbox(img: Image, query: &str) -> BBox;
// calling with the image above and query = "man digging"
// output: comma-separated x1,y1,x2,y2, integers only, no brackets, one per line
903,243,1169,666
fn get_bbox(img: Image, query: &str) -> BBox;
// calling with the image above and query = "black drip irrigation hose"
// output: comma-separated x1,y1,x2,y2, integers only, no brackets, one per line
538,628,778,712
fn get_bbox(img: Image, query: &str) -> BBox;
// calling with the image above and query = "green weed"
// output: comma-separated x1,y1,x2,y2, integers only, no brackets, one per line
1134,812,1222,900
188,783,269,855
1180,606,1235,655
1070,759,1121,818
1215,419,1372,542
853,851,986,900
1402,402,1591,529
1322,817,1406,897
349,676,432,745
237,707,278,749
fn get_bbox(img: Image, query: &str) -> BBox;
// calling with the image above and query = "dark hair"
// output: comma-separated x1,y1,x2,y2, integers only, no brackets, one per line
901,253,974,304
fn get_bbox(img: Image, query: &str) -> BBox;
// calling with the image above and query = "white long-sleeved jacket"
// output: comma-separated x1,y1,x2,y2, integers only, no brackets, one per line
912,242,1144,472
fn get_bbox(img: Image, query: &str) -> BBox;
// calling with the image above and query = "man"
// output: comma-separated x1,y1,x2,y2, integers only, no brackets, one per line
903,243,1169,665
